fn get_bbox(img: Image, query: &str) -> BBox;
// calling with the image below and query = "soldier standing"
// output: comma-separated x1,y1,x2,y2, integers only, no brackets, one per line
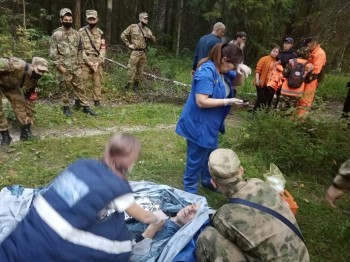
50,8,97,117
0,57,48,145
196,149,310,261
79,10,106,107
121,12,156,92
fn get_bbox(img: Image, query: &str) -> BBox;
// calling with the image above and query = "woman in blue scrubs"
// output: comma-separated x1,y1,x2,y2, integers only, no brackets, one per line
176,43,248,194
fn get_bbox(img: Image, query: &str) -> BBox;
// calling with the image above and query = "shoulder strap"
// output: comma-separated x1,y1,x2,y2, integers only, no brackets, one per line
137,24,148,51
20,63,29,88
229,198,305,245
84,27,100,56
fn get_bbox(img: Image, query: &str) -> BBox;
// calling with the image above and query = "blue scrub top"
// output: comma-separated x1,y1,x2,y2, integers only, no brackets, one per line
176,61,234,149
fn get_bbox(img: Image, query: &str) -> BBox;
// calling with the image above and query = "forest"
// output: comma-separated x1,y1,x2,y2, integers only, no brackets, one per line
0,0,349,71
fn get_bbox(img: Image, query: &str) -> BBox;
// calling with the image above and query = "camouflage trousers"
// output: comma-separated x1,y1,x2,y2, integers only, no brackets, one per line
196,227,248,262
81,57,103,102
58,68,88,107
0,87,28,131
127,50,147,84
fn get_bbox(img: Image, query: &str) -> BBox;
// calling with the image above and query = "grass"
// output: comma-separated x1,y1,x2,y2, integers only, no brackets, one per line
1,103,350,261
1,50,350,260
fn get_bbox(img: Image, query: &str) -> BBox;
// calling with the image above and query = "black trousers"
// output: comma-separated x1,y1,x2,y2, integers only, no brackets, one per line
254,85,276,110
343,86,350,113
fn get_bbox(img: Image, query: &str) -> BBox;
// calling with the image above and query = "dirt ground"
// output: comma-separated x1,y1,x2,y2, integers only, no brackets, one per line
3,98,345,144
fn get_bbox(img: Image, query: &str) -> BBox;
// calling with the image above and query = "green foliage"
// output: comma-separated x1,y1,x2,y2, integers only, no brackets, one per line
317,73,350,101
236,111,350,181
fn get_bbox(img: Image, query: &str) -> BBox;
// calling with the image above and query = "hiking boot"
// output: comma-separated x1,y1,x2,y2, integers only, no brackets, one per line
73,99,81,110
83,106,98,116
1,130,12,145
63,106,72,117
94,100,101,107
124,83,130,90
20,124,37,141
133,81,139,93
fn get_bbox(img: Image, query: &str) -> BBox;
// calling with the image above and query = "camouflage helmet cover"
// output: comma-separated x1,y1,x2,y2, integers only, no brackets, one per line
208,149,241,184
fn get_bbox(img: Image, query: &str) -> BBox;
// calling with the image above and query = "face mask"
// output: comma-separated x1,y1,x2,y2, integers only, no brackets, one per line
88,23,97,28
62,22,73,29
31,71,42,80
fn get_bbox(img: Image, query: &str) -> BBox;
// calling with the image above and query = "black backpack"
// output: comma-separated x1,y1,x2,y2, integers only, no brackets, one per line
288,58,307,88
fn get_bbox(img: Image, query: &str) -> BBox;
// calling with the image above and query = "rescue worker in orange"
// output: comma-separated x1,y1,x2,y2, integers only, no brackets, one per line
295,37,326,119
281,47,314,99
253,44,281,110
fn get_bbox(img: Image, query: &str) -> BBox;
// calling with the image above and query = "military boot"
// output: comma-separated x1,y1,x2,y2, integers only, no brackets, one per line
20,124,36,141
63,106,72,117
1,130,12,145
73,99,81,110
133,81,139,93
83,106,98,116
94,100,101,107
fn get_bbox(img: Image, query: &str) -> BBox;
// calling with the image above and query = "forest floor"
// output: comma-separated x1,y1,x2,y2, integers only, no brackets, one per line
4,97,345,144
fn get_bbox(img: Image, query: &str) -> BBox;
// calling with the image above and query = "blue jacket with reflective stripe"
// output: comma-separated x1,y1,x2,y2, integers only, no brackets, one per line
0,159,133,261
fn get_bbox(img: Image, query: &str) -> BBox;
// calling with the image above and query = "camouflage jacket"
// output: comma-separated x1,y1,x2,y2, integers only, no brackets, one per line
120,23,156,50
212,178,310,262
0,57,38,116
333,159,350,192
78,26,106,64
50,27,83,70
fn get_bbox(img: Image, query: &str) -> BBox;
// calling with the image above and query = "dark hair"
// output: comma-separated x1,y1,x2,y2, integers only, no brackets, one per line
198,43,243,68
235,31,247,38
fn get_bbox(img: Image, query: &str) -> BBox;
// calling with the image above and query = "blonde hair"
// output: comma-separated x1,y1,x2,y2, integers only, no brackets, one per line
103,133,141,178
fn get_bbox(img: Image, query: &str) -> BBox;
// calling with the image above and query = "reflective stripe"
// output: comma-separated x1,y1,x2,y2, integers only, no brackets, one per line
281,88,303,97
34,195,132,254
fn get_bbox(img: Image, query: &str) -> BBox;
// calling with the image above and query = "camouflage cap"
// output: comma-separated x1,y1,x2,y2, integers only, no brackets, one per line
339,159,350,176
60,8,72,17
139,12,149,19
208,149,241,184
32,57,49,72
86,10,97,19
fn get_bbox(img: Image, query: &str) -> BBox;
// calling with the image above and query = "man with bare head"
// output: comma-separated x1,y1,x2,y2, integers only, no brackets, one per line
129,203,199,262
192,22,226,75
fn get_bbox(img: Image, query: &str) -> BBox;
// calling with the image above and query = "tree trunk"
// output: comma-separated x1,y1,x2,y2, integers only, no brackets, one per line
176,0,183,56
22,0,26,29
106,0,112,44
156,0,166,35
75,0,81,30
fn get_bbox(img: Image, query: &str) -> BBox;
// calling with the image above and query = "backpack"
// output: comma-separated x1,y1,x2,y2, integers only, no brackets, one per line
287,58,307,88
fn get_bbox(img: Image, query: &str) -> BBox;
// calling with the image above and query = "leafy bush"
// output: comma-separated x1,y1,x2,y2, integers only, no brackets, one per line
236,111,350,182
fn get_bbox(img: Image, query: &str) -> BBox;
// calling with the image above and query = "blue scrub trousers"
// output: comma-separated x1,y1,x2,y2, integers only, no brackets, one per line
183,139,214,194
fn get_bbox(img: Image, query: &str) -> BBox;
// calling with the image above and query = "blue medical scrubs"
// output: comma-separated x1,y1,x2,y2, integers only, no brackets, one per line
176,61,235,193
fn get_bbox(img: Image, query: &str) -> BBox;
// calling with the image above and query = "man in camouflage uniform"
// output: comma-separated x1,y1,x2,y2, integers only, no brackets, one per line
325,159,350,208
121,12,156,92
196,149,310,262
79,10,106,107
0,57,48,145
50,8,97,117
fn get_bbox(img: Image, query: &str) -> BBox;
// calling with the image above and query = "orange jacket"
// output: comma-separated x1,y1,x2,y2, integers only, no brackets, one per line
309,45,326,74
267,64,284,90
255,55,276,87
